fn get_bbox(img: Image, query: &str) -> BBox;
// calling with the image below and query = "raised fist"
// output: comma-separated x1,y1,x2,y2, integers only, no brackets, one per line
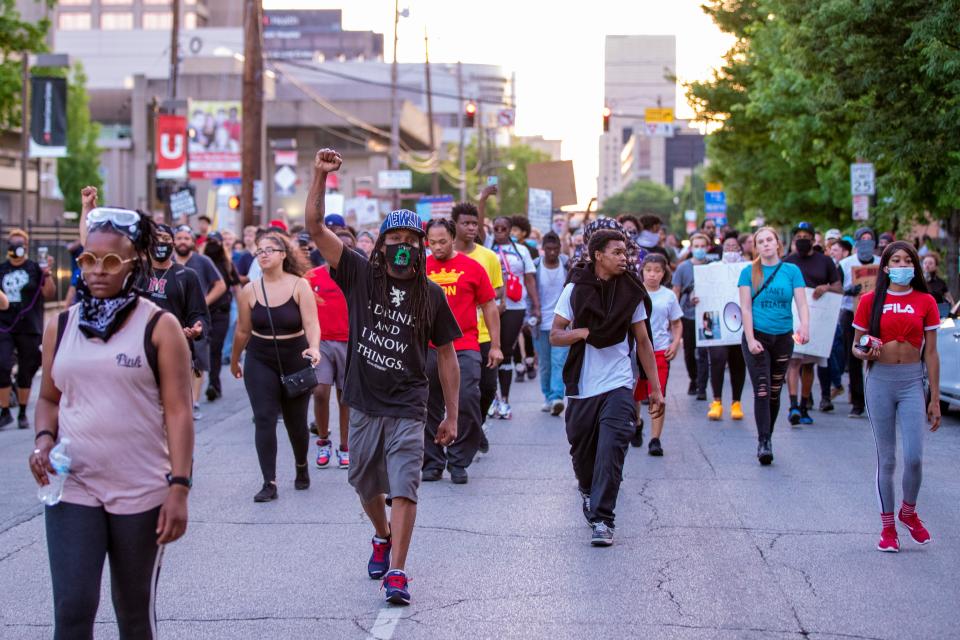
81,186,98,210
314,149,342,173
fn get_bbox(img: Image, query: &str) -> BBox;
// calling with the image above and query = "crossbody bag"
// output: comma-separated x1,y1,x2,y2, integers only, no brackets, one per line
260,279,318,398
751,262,784,301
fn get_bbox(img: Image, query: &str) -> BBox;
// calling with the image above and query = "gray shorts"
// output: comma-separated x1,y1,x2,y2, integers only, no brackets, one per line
317,340,347,389
347,408,425,504
193,337,211,372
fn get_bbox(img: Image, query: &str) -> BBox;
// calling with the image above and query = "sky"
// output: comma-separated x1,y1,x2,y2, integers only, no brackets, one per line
264,0,734,208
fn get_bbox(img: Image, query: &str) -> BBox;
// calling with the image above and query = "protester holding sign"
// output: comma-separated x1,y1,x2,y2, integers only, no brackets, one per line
839,228,879,418
672,233,711,400
739,227,809,466
706,234,748,421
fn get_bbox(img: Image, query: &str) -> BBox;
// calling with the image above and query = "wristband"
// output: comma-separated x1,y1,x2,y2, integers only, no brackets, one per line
166,474,192,489
35,430,56,442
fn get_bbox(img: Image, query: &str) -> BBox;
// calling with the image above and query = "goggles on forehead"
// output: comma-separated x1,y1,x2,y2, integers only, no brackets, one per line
86,207,141,241
175,224,193,235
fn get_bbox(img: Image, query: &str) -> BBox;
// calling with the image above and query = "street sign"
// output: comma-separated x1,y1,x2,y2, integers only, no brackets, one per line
378,170,413,190
274,164,297,196
705,211,728,227
644,107,674,124
253,179,264,207
704,191,727,214
169,189,197,218
705,182,723,193
641,122,674,138
684,209,698,222
497,109,516,127
850,163,875,196
852,194,870,221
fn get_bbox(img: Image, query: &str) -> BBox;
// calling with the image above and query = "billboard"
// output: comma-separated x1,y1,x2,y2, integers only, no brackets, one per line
29,76,67,158
155,115,188,180
188,101,241,179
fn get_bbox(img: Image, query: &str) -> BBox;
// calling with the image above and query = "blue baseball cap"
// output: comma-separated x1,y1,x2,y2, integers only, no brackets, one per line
380,209,425,237
324,213,346,228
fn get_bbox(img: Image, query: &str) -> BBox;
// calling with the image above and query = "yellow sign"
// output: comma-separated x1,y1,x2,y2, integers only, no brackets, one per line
644,107,674,124
706,182,723,192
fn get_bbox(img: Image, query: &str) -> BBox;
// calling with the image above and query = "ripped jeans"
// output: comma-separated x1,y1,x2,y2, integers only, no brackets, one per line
742,331,794,440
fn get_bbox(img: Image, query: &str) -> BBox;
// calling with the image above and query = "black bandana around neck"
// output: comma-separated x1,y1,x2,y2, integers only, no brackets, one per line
75,276,140,341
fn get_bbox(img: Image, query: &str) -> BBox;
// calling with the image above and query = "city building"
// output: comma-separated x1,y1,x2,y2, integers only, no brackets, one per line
619,121,705,190
513,135,562,162
599,35,677,204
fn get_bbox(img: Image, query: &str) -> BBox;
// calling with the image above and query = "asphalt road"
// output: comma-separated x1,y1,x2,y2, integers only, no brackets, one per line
1,365,959,639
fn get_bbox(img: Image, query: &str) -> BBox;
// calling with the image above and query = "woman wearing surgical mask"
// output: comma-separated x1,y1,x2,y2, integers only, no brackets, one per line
851,241,941,552
0,228,54,429
672,233,712,399
706,235,747,421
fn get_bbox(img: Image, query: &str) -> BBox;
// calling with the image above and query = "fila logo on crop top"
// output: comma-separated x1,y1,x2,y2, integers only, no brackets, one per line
882,302,915,314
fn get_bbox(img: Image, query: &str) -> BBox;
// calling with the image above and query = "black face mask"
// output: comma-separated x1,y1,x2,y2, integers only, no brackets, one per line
8,244,25,259
385,243,418,274
795,238,813,255
151,243,173,263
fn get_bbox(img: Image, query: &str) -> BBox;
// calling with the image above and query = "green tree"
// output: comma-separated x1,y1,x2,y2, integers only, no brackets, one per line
599,179,677,219
0,0,53,131
58,62,102,214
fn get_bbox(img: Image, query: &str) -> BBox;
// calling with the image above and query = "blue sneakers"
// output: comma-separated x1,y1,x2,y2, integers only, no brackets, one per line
799,408,814,425
367,536,391,579
382,570,411,605
788,406,802,426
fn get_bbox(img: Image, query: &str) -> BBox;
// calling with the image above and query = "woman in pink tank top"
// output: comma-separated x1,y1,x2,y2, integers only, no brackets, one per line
27,197,194,640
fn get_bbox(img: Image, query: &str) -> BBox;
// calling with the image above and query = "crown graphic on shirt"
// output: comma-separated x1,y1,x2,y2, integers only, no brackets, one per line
428,268,464,286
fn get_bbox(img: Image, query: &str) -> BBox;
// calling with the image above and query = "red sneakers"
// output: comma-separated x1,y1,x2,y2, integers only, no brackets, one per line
877,526,900,553
899,509,932,545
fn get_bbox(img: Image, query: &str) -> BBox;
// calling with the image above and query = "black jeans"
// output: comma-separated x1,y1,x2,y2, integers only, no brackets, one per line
840,309,864,410
0,331,42,390
207,310,230,394
498,310,526,400
424,349,482,471
565,387,636,527
478,342,498,418
742,331,794,440
243,336,310,482
46,502,163,640
680,317,709,393
709,344,746,402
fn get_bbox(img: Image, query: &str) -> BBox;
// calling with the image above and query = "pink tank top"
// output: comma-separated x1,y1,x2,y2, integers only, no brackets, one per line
52,298,170,515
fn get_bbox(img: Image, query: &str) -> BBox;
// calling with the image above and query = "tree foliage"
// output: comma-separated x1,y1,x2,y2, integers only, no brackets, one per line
59,63,102,215
599,179,677,220
0,0,53,131
688,0,960,292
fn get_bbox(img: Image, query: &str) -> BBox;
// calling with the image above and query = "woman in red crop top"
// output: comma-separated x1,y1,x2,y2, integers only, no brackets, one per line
852,241,941,553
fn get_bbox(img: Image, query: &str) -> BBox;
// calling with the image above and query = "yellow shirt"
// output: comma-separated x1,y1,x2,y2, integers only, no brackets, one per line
464,244,503,344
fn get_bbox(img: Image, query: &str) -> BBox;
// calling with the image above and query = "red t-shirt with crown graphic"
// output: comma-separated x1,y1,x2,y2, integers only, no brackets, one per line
426,252,495,352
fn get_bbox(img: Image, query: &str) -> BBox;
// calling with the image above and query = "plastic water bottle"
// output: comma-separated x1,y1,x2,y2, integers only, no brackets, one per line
37,438,72,506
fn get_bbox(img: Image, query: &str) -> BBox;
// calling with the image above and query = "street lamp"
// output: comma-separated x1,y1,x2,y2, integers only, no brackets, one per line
389,2,410,209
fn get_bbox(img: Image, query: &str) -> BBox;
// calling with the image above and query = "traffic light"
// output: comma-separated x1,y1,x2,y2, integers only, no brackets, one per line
602,106,611,133
465,101,477,128
227,195,240,210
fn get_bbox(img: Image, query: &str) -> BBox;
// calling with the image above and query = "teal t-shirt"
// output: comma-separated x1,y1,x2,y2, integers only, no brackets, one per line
738,261,805,335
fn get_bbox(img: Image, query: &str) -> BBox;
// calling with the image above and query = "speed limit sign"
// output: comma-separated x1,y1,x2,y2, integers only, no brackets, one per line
850,163,875,196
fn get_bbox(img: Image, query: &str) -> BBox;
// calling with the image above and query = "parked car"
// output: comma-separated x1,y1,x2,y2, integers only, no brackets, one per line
937,302,960,413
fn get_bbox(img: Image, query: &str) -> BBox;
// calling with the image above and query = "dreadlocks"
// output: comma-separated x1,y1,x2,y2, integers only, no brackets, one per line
369,234,434,341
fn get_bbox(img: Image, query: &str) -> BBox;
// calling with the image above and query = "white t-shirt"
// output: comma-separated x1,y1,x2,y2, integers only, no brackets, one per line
554,282,648,399
492,242,536,311
646,286,684,351
839,254,877,312
537,262,567,330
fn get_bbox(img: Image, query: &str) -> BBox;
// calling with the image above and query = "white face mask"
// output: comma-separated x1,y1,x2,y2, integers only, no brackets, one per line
722,251,741,263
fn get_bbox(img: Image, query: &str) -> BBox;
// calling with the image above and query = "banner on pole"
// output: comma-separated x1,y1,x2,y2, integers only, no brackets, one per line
29,76,67,158
156,115,188,180
188,100,242,179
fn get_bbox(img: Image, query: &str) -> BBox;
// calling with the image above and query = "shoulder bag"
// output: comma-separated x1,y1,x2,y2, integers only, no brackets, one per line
498,245,523,302
260,279,318,398
751,262,784,302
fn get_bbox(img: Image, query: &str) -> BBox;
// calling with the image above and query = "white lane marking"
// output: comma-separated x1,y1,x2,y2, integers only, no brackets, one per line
369,606,404,640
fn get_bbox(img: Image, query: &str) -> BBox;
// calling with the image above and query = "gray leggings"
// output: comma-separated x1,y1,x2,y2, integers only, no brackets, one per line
864,362,925,513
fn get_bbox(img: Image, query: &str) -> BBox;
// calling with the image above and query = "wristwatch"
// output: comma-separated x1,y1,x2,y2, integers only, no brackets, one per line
166,474,192,489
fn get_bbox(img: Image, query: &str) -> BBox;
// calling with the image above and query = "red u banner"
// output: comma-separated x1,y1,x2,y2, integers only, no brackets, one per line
155,115,187,180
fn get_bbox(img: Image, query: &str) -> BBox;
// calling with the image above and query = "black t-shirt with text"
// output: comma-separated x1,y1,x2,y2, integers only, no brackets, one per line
139,263,210,333
0,260,46,334
331,248,461,420
784,251,840,288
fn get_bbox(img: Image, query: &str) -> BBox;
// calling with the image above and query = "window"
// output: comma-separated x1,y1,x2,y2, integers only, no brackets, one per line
143,12,173,29
100,12,134,29
58,13,92,30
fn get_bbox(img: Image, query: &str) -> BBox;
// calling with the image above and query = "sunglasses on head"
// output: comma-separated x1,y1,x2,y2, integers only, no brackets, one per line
76,251,137,274
175,225,193,235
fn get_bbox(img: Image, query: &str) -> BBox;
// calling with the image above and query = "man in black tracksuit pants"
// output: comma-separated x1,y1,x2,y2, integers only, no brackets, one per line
550,229,664,547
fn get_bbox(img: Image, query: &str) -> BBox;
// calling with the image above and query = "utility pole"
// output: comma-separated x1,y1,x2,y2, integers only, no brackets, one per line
241,0,264,229
457,61,465,202
20,53,29,228
424,28,438,196
169,0,181,99
389,0,401,209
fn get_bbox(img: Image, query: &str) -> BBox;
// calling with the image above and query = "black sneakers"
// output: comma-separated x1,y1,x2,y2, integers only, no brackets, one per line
579,488,591,526
0,408,11,429
590,521,615,546
448,466,468,484
16,410,28,430
819,397,834,412
294,464,310,490
630,419,644,448
421,467,443,482
254,482,278,502
757,438,773,465
648,438,663,457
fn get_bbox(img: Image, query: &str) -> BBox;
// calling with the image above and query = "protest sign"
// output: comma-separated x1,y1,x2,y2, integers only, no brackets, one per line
793,290,842,359
694,262,744,347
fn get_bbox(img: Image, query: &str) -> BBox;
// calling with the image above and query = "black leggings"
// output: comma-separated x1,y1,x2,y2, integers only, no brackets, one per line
243,335,310,482
709,344,746,402
0,331,42,390
498,310,525,400
46,502,163,640
207,310,230,394
479,341,498,417
741,331,794,440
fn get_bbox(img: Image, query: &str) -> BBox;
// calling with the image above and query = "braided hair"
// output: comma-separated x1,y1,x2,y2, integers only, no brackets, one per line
369,234,434,341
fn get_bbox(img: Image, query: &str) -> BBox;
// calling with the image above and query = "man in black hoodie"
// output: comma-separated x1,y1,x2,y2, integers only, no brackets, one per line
550,229,664,547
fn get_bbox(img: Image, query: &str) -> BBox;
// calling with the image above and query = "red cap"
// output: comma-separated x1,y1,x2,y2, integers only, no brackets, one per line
269,219,288,232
